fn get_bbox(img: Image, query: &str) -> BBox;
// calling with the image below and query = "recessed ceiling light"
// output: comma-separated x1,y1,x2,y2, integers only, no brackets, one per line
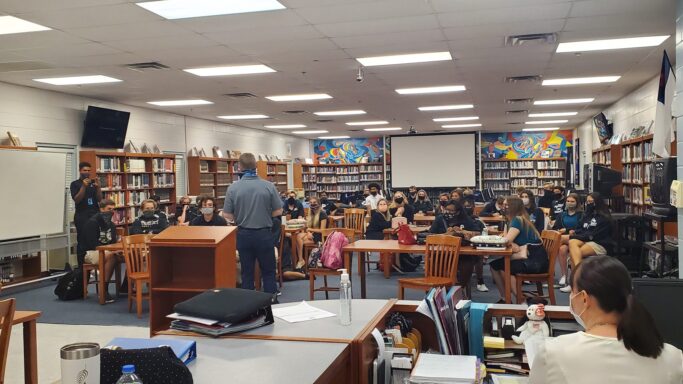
318,135,350,139
528,112,578,117
433,116,479,122
356,51,452,67
148,99,212,106
217,114,269,119
314,110,366,116
418,104,474,111
346,121,388,126
264,124,306,129
396,85,466,95
136,0,286,20
525,120,568,124
34,75,122,85
0,16,51,35
441,123,482,128
363,127,402,132
292,130,328,134
542,76,620,86
266,93,332,102
556,35,670,53
534,98,594,105
183,64,275,77
523,127,560,132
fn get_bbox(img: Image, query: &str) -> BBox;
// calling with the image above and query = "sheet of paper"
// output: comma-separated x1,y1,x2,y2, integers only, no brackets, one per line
272,301,336,323
166,312,219,326
491,374,529,384
416,299,434,321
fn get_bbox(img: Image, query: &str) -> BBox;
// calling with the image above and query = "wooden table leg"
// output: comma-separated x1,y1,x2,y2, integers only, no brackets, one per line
98,249,106,305
114,262,121,297
360,251,367,299
383,253,391,279
23,319,38,384
290,231,298,267
504,255,511,304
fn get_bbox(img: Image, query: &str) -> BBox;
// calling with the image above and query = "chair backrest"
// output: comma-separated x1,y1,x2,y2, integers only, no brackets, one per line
121,234,153,274
116,227,125,239
0,298,16,382
344,208,366,234
424,235,462,282
541,230,562,278
321,228,356,243
303,207,310,217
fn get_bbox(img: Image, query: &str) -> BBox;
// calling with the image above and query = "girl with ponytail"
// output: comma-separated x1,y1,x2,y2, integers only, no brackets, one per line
529,256,683,384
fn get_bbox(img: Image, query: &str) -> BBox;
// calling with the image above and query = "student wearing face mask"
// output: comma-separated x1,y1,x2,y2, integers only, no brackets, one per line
552,193,583,289
294,197,328,270
538,182,555,209
521,190,545,234
175,196,198,226
389,191,415,223
149,194,168,223
283,190,304,219
550,186,566,220
363,183,384,213
319,192,338,216
437,193,450,214
407,185,418,205
413,189,434,214
83,199,122,303
529,256,683,384
355,188,371,208
365,198,393,240
190,196,227,226
130,199,169,235
71,162,103,266
480,196,505,217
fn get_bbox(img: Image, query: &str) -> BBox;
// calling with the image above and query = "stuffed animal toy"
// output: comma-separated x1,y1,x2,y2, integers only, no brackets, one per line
512,303,550,344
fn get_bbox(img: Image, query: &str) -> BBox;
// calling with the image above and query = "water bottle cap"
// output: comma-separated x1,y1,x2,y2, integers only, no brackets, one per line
122,364,135,374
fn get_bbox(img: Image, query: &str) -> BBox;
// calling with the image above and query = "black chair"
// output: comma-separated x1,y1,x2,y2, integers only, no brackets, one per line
612,215,651,276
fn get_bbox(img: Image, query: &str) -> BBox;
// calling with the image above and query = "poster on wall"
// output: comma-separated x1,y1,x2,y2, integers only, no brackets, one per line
313,137,384,164
481,130,573,159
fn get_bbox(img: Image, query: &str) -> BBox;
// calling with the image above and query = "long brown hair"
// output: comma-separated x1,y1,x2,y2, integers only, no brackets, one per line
505,196,539,238
376,198,392,221
306,197,322,228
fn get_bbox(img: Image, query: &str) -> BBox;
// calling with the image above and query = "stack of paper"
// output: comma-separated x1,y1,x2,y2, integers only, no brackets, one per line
271,301,336,323
410,354,478,383
168,313,269,337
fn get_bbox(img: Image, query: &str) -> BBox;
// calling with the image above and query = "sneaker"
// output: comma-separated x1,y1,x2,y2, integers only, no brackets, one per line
476,283,489,292
104,293,116,304
276,290,282,296
560,285,572,293
559,275,566,286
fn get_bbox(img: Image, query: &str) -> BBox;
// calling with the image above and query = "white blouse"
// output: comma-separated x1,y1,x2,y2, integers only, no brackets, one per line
529,332,683,384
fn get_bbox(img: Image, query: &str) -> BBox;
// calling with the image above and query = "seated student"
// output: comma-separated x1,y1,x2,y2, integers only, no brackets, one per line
319,192,337,216
175,195,199,226
190,196,227,226
450,188,464,202
490,196,548,303
294,197,328,270
550,186,566,220
283,190,304,219
413,189,434,214
480,196,505,217
355,188,371,208
462,189,476,217
83,199,122,303
363,182,384,213
529,256,683,384
149,194,168,222
407,185,419,205
437,192,450,214
552,193,583,289
514,185,526,197
130,199,169,235
389,191,415,223
365,198,392,240
538,182,555,209
522,189,545,234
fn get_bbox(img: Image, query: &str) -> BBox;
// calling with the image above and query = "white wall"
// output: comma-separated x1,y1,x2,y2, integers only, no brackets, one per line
0,81,310,159
675,0,683,278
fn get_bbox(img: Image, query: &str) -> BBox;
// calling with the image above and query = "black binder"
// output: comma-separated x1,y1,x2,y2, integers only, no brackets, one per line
173,288,274,328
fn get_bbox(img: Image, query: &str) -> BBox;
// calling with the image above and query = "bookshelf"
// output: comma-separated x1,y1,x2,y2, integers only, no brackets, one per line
79,151,177,230
619,134,655,215
187,156,239,208
298,163,386,200
482,158,567,197
257,161,289,193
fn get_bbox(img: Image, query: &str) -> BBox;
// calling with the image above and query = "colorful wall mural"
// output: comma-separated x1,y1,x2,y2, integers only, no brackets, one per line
481,130,573,159
313,137,384,164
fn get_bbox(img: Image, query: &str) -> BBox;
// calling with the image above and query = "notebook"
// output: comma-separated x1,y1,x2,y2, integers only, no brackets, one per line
410,353,478,383
106,338,196,364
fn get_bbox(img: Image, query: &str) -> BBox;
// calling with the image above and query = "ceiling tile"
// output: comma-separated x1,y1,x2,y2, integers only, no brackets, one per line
294,0,433,24
16,3,160,29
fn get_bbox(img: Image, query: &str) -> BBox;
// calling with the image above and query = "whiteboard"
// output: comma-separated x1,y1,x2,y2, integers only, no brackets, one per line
0,150,67,241
391,133,476,188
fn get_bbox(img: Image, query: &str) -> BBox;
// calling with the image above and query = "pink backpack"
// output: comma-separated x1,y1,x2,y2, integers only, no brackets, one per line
320,231,349,269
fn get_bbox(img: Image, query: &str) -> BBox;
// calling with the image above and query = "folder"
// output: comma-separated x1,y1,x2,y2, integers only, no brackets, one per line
106,337,197,365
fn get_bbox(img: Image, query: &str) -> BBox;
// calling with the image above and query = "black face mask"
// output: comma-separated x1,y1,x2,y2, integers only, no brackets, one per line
443,212,456,222
100,211,114,222
440,201,448,207
370,191,378,196
80,172,90,180
288,197,296,205
320,198,328,203
418,195,426,200
395,197,404,204
310,204,320,210
554,193,563,200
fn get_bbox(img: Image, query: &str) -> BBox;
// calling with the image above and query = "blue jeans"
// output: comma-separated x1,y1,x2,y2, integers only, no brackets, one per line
238,228,277,294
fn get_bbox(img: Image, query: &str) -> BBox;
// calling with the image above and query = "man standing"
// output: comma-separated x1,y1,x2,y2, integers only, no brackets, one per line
223,153,283,297
70,161,102,266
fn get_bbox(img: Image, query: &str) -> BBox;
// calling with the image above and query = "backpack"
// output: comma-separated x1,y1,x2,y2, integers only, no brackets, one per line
320,231,349,269
54,268,84,301
399,254,422,272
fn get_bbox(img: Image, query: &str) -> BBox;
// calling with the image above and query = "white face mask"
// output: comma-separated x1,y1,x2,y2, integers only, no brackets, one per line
200,207,214,215
522,197,530,206
569,291,587,329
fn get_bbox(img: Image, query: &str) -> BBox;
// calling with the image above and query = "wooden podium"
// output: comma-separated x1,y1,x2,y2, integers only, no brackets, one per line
148,226,237,336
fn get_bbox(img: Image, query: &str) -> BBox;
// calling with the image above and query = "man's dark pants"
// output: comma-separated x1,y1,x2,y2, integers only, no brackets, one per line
74,210,97,266
238,227,277,294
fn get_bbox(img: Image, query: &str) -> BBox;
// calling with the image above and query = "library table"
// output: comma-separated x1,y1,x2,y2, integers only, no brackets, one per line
12,310,41,384
413,215,436,224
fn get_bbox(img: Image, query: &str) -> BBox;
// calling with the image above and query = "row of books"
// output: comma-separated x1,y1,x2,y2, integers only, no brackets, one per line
104,191,125,207
200,174,215,186
510,179,541,188
509,161,534,169
483,181,510,191
127,174,150,188
359,165,383,173
154,190,171,203
536,169,564,178
152,158,174,172
536,160,564,169
302,174,317,182
334,167,359,175
593,150,611,165
510,170,535,178
622,141,654,162
97,157,122,172
125,159,146,173
155,173,175,187
99,174,122,190
199,161,210,172
360,174,383,181
317,185,359,193
483,162,508,170
267,164,287,174
623,185,650,205
216,174,237,185
316,166,336,174
303,182,317,191
483,171,509,179
127,190,151,206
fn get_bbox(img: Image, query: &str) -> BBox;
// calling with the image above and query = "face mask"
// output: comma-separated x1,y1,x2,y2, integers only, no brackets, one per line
440,201,448,207
370,191,378,196
142,210,155,219
310,204,319,210
288,197,296,205
101,211,114,222
522,197,530,206
200,207,214,215
320,198,328,203
569,292,587,329
418,195,426,200
566,202,577,209
395,197,404,204
80,172,90,180
554,193,562,199
410,191,416,196
443,212,455,221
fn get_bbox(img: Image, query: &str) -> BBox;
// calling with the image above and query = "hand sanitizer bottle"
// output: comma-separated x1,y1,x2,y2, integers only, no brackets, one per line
338,269,352,325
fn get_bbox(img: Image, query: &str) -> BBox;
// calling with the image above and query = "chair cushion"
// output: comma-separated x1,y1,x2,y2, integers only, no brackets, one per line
398,277,453,287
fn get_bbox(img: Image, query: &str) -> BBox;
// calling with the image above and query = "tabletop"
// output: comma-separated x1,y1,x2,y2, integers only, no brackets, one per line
95,242,123,251
413,215,436,222
343,239,512,255
12,310,41,325
382,225,430,234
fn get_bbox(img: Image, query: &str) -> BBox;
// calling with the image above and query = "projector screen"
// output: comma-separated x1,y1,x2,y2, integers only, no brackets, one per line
391,133,476,188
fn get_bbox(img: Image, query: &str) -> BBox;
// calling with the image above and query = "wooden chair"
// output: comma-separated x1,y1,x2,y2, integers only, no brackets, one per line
83,227,125,299
398,235,462,300
309,228,355,300
344,208,374,272
0,298,16,383
515,230,562,305
121,234,153,318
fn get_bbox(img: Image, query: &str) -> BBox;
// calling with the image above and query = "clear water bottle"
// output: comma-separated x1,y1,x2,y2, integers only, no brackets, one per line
338,268,352,325
116,364,142,384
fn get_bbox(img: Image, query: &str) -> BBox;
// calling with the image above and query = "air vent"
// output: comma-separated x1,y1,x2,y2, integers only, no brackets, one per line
506,122,523,125
506,110,528,115
283,110,307,115
348,129,362,132
315,119,334,123
0,61,53,72
125,62,170,72
224,92,257,99
505,75,542,84
505,33,557,47
505,98,534,104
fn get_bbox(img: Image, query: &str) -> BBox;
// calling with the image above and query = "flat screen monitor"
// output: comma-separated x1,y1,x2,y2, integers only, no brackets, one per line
632,278,683,349
593,112,613,145
584,164,621,197
81,106,130,149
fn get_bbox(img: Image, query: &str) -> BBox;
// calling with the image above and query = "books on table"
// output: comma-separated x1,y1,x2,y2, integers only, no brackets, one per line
410,353,478,384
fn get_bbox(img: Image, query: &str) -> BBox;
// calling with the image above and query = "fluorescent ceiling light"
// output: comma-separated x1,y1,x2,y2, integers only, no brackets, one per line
136,0,286,20
346,121,388,126
523,127,560,132
441,123,482,128
433,116,479,122
183,64,275,77
363,127,402,132
217,114,268,119
418,104,473,111
0,16,51,35
396,85,466,95
148,99,212,106
318,136,350,139
534,98,594,105
34,75,122,85
314,110,366,116
556,35,670,53
525,120,568,124
528,112,577,117
292,130,328,134
266,93,332,102
356,51,452,67
542,76,620,86
264,124,306,129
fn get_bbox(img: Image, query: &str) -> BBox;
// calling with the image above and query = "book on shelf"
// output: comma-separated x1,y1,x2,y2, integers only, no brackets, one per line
140,143,152,154
98,157,122,172
212,146,223,158
198,148,207,157
125,159,146,173
124,140,138,153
